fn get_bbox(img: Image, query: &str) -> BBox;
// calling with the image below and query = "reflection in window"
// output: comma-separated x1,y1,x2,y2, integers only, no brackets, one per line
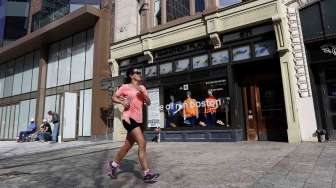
219,0,242,8
211,50,229,65
175,59,190,72
193,54,208,69
153,0,161,26
145,66,157,77
167,0,190,22
162,79,231,129
160,62,173,75
232,45,250,61
254,40,276,57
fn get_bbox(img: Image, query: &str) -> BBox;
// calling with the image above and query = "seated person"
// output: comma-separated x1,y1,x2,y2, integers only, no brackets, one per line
36,119,52,142
17,118,37,142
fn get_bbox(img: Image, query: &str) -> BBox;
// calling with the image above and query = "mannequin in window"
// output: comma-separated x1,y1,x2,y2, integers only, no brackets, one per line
183,91,198,127
167,95,182,128
204,89,218,128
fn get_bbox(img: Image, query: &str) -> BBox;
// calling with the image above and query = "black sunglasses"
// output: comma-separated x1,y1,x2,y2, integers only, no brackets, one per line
133,70,141,75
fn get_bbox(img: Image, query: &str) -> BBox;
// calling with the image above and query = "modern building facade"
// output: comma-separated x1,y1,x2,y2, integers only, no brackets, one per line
110,0,319,143
0,0,113,141
0,0,30,47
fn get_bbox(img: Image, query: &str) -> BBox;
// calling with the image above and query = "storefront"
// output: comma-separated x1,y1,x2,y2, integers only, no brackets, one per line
118,23,288,142
300,0,336,140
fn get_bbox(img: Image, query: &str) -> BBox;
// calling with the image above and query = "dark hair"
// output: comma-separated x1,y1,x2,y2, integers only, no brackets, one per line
47,111,52,115
125,67,136,84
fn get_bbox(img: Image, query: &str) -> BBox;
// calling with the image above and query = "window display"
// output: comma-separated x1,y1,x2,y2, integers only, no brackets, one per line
161,79,231,129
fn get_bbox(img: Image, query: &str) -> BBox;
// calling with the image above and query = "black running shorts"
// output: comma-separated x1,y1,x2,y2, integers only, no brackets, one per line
122,118,143,133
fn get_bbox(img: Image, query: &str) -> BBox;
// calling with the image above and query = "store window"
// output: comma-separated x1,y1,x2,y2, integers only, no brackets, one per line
162,79,230,129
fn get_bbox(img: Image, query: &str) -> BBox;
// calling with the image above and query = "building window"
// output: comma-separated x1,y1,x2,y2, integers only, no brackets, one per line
4,16,28,40
192,54,208,69
166,0,190,22
218,0,242,8
254,40,276,57
145,65,157,77
175,59,190,72
211,50,229,65
46,29,94,88
195,0,205,12
160,62,173,75
232,45,251,61
153,0,161,26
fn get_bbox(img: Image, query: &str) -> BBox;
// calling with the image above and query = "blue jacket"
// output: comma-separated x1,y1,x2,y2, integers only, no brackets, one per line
27,123,37,132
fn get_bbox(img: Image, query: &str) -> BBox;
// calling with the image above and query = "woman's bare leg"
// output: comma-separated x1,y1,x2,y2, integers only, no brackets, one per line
113,134,135,163
129,127,149,171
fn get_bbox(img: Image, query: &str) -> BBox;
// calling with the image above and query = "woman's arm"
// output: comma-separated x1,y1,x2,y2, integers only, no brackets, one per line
112,94,129,108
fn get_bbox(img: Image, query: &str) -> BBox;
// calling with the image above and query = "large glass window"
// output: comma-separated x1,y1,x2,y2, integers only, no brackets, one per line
166,0,190,22
22,53,34,93
12,57,24,96
161,79,231,129
47,42,59,88
46,29,93,88
31,51,40,91
85,29,94,80
0,65,5,98
4,63,14,97
71,31,86,83
57,37,72,86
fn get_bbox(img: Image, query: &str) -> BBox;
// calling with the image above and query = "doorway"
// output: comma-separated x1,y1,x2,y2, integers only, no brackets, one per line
236,61,288,142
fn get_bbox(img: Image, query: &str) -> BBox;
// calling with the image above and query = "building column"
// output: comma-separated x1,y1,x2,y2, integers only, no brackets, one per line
140,0,151,34
161,0,167,24
190,0,196,16
27,0,42,33
205,0,217,12
36,47,48,126
91,3,112,139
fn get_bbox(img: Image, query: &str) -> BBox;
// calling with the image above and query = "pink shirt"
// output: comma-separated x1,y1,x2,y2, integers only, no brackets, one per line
115,84,148,124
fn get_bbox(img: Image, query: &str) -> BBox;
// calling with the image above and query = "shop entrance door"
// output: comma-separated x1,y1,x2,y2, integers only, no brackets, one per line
242,80,288,141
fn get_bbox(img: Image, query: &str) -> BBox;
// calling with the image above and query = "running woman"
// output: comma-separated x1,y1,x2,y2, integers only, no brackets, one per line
108,67,159,183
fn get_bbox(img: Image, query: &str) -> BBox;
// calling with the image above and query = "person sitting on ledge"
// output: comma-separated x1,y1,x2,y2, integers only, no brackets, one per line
17,118,37,142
